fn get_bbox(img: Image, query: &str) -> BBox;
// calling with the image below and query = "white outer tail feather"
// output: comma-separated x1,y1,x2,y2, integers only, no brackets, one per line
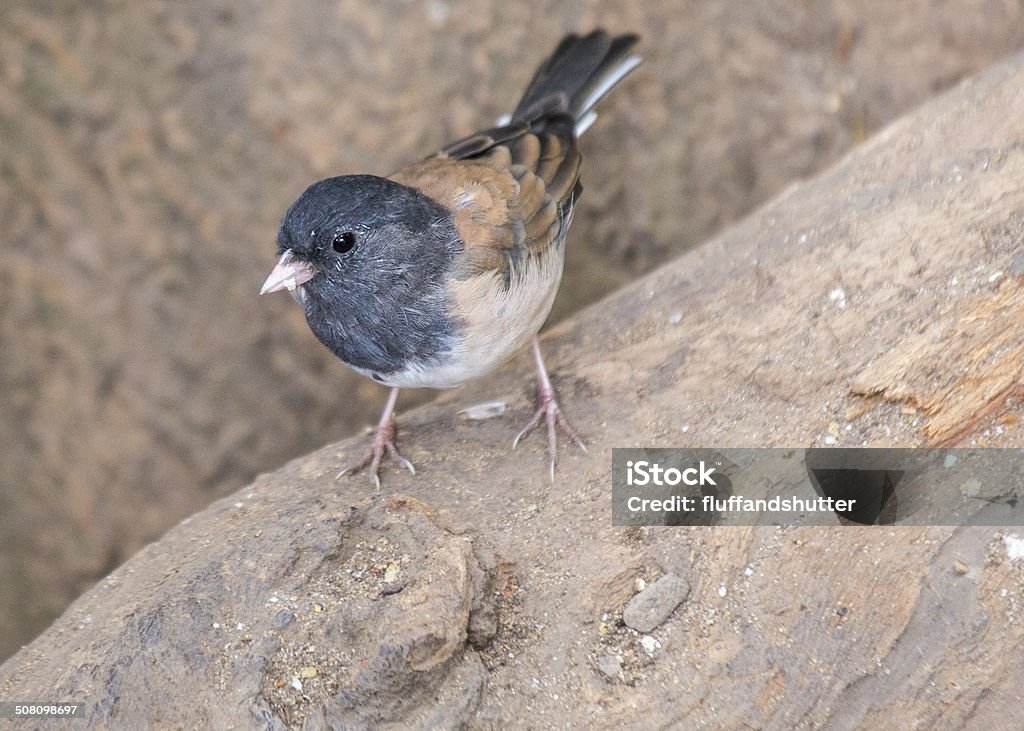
495,52,642,138
573,54,642,135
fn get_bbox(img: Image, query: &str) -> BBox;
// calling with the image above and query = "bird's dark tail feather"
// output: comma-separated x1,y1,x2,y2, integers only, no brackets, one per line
512,30,641,133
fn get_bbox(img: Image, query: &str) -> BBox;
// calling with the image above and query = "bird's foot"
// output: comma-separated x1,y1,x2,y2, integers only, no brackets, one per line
513,339,587,481
340,424,415,490
338,388,414,489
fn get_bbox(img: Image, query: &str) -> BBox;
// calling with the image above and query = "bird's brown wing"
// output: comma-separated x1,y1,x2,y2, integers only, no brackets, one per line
390,114,581,281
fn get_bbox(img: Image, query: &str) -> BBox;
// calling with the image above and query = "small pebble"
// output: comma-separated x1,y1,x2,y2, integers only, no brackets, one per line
458,401,507,420
1004,534,1024,561
272,610,296,629
622,573,690,633
953,560,969,575
1010,252,1024,277
290,677,302,692
426,0,450,24
961,479,981,497
639,635,661,655
595,654,622,679
828,287,847,309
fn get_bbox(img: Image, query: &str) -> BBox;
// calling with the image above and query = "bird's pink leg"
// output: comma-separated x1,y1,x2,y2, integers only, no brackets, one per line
513,337,587,480
340,387,414,489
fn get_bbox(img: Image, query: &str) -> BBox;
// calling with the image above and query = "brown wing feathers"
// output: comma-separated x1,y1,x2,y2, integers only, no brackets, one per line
390,123,578,280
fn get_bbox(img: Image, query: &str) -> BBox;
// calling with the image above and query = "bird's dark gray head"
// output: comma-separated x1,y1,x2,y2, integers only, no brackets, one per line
278,175,448,267
272,174,462,378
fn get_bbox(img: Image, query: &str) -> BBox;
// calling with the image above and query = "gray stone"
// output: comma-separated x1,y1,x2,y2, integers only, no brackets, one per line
622,574,690,633
595,654,623,680
1010,251,1024,277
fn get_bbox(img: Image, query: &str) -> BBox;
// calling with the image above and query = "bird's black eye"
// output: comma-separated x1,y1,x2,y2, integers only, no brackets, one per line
332,231,356,254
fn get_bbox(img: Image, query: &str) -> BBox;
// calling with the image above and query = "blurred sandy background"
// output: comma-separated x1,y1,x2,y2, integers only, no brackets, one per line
1,0,1022,660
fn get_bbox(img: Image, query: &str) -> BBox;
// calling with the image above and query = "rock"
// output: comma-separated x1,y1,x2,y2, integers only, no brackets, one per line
595,654,623,680
639,636,662,656
622,574,691,633
1011,252,1024,277
0,494,494,728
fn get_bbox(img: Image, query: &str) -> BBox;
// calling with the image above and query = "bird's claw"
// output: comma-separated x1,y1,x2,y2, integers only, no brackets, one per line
339,414,414,489
513,391,586,482
514,338,587,481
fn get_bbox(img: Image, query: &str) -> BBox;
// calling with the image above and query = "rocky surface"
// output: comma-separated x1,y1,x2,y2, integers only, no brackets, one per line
4,0,1024,661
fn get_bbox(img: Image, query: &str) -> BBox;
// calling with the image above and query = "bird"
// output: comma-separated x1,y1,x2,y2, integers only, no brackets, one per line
261,30,641,487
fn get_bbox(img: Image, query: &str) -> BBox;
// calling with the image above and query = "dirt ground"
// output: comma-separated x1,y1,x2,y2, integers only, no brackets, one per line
2,0,1024,662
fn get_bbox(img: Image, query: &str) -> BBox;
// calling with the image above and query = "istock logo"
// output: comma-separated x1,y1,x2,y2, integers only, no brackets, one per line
625,460,717,487
614,447,1024,527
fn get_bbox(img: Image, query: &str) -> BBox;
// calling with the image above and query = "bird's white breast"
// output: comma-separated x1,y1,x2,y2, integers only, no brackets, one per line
373,243,565,389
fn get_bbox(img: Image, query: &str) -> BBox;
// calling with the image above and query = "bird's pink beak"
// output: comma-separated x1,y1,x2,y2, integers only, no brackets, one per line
260,250,319,295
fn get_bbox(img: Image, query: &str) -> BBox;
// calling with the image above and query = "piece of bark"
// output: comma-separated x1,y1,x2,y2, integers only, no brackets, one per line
4,50,1024,731
851,283,1024,444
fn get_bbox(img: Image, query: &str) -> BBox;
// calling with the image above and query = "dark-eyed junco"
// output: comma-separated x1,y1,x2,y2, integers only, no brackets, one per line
261,30,641,486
